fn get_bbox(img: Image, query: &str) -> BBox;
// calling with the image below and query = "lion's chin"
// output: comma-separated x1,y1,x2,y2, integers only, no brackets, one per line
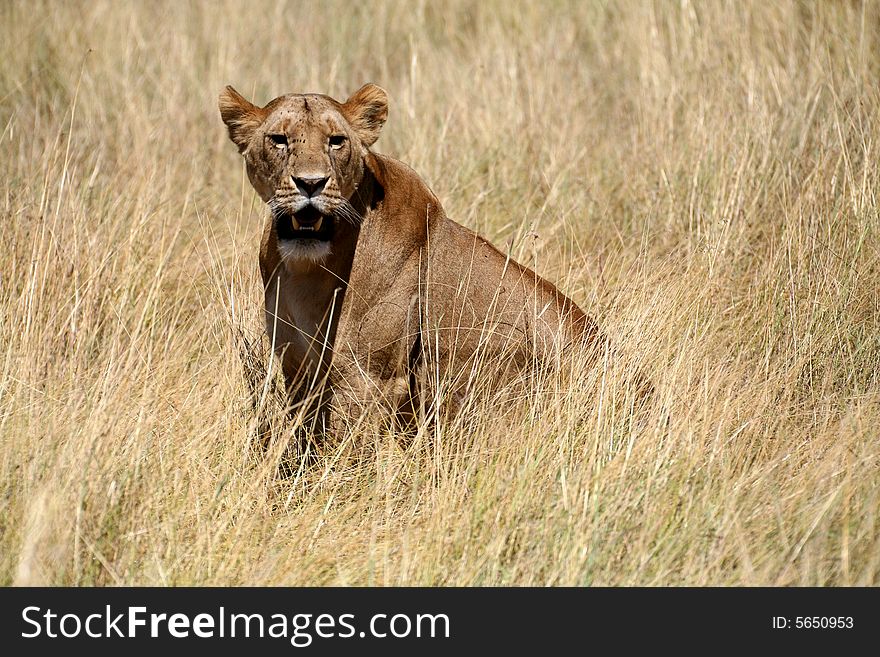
276,239,332,266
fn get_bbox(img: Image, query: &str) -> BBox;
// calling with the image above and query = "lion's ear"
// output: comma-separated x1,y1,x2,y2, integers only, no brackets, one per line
342,83,388,148
219,86,266,153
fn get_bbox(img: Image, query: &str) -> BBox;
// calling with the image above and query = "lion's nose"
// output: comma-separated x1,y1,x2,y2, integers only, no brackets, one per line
292,175,329,198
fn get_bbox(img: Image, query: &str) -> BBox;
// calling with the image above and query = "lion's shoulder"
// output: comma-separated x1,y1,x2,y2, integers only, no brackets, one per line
365,152,445,234
367,153,439,207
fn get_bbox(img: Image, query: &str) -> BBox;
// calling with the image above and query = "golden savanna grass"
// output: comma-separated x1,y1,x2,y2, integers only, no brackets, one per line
2,0,879,585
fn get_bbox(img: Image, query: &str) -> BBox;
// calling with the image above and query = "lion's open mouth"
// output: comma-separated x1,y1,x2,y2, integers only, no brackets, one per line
276,206,334,242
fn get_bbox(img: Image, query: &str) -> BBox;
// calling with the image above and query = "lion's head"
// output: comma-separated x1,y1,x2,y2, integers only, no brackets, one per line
219,83,388,263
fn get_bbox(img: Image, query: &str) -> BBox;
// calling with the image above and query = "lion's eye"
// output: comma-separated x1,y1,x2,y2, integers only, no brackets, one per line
267,134,288,148
329,135,346,150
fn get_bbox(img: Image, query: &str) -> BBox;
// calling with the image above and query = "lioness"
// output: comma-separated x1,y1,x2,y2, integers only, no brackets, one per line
220,83,606,432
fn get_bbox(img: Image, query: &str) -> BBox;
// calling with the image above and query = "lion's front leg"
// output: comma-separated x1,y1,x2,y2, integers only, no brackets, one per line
325,354,414,435
326,290,423,441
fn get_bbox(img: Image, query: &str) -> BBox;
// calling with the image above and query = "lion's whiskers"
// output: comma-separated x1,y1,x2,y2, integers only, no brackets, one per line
331,198,363,226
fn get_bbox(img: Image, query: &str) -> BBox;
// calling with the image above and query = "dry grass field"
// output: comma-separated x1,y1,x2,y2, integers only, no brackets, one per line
2,0,879,586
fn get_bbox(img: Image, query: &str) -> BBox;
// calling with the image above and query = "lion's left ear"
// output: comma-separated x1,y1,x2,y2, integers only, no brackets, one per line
219,85,267,153
342,83,388,148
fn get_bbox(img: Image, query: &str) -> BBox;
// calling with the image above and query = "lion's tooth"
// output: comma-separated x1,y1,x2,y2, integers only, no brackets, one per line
313,216,323,231
291,216,301,230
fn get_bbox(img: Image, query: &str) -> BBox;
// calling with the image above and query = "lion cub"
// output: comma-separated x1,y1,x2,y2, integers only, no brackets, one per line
220,83,606,430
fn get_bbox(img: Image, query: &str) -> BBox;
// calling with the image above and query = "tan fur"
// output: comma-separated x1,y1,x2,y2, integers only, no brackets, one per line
220,83,606,431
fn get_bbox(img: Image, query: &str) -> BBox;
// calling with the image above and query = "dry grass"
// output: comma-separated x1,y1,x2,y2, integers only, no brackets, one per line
2,0,879,586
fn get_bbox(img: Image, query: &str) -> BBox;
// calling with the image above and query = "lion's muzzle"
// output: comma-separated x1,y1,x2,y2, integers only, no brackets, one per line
275,205,335,242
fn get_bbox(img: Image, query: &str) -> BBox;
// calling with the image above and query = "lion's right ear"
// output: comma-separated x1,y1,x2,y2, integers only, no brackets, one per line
219,86,266,153
342,83,388,148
